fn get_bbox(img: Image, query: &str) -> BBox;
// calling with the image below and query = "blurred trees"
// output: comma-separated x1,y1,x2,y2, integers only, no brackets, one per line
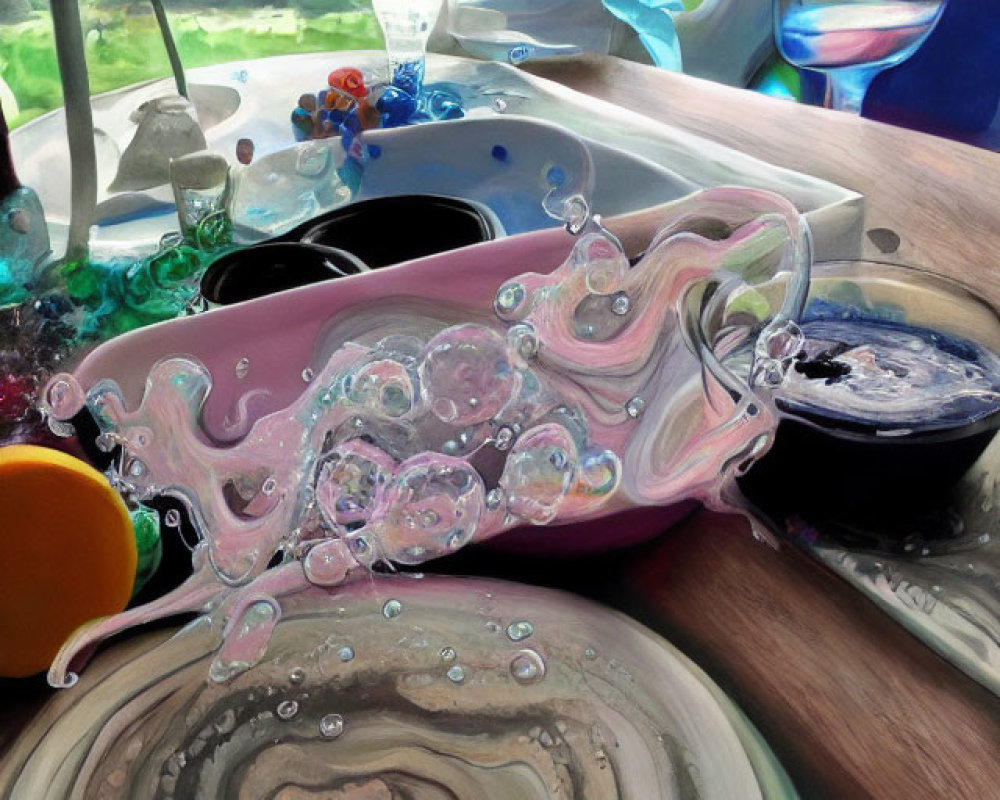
85,0,371,12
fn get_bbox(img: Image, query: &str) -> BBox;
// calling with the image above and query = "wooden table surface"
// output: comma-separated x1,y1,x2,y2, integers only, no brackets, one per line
523,57,1000,799
4,57,1000,800
528,56,1000,307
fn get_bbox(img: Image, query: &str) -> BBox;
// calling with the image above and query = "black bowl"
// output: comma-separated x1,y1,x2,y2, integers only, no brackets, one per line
200,242,367,306
738,261,1000,536
285,194,496,269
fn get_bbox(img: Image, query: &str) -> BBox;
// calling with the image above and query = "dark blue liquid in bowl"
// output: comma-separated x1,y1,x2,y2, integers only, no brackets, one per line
740,304,1000,541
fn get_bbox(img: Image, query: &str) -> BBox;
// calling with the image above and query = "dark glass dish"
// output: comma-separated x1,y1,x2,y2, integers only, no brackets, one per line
200,242,367,306
287,194,496,269
202,194,497,305
738,260,1000,541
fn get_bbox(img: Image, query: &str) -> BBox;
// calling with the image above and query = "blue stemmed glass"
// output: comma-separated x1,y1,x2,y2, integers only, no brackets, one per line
774,0,948,113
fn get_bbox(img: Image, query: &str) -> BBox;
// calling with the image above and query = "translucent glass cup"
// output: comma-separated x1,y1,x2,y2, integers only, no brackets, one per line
774,0,948,113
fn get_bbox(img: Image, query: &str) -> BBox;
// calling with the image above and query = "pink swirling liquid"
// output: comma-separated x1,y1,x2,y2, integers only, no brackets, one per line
780,2,943,70
39,188,813,688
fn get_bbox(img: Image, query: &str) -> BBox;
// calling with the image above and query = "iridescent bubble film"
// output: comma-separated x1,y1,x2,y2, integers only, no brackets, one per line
39,187,812,687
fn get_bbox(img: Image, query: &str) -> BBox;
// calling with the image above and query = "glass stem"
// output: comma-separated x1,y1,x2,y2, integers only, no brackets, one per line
826,65,880,114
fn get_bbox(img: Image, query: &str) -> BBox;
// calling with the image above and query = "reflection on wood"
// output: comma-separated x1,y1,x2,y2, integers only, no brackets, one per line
622,510,1000,800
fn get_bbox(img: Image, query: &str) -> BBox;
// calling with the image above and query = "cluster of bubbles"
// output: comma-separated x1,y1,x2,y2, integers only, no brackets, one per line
43,186,820,686
41,225,650,684
306,318,622,568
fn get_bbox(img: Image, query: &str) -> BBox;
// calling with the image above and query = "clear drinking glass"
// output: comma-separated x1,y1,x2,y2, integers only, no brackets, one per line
774,0,948,113
372,0,442,91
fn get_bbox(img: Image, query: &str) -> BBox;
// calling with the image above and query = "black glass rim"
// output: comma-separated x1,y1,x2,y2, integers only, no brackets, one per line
202,194,496,305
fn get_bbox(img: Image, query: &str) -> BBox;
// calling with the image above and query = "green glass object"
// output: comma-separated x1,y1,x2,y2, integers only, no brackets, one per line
60,259,103,306
750,53,803,102
195,210,233,251
148,244,202,286
130,505,163,598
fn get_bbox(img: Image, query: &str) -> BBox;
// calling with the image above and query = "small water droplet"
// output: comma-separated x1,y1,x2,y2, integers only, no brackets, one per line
348,534,372,559
235,358,250,379
57,671,79,688
302,367,314,383
494,282,526,316
440,646,457,662
382,599,402,619
276,700,299,720
446,664,466,684
164,509,181,527
508,44,531,64
128,458,147,478
486,620,501,633
46,379,71,409
611,292,631,316
214,709,236,734
338,645,355,662
319,713,344,739
289,668,306,685
493,98,508,113
262,477,277,496
506,620,534,642
625,396,645,419
510,649,546,685
494,425,516,451
584,647,597,660
508,323,539,360
485,488,504,510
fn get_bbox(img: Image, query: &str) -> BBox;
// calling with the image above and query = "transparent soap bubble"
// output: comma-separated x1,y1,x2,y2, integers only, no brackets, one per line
500,423,578,525
315,440,395,529
420,325,516,426
374,454,486,564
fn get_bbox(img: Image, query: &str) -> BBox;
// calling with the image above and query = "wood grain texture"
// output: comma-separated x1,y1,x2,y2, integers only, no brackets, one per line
522,55,1000,799
620,511,1000,800
526,56,1000,306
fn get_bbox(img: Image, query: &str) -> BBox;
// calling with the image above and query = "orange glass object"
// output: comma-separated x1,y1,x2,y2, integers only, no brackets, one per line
0,445,135,677
327,66,367,98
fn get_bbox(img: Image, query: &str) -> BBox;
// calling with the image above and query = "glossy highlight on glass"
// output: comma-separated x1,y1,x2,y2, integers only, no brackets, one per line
775,0,947,113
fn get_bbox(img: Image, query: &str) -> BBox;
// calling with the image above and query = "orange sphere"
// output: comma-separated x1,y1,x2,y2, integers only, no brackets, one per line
327,66,367,98
0,445,136,677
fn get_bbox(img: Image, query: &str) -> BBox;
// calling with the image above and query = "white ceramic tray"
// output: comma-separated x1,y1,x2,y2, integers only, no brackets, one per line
10,52,863,258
